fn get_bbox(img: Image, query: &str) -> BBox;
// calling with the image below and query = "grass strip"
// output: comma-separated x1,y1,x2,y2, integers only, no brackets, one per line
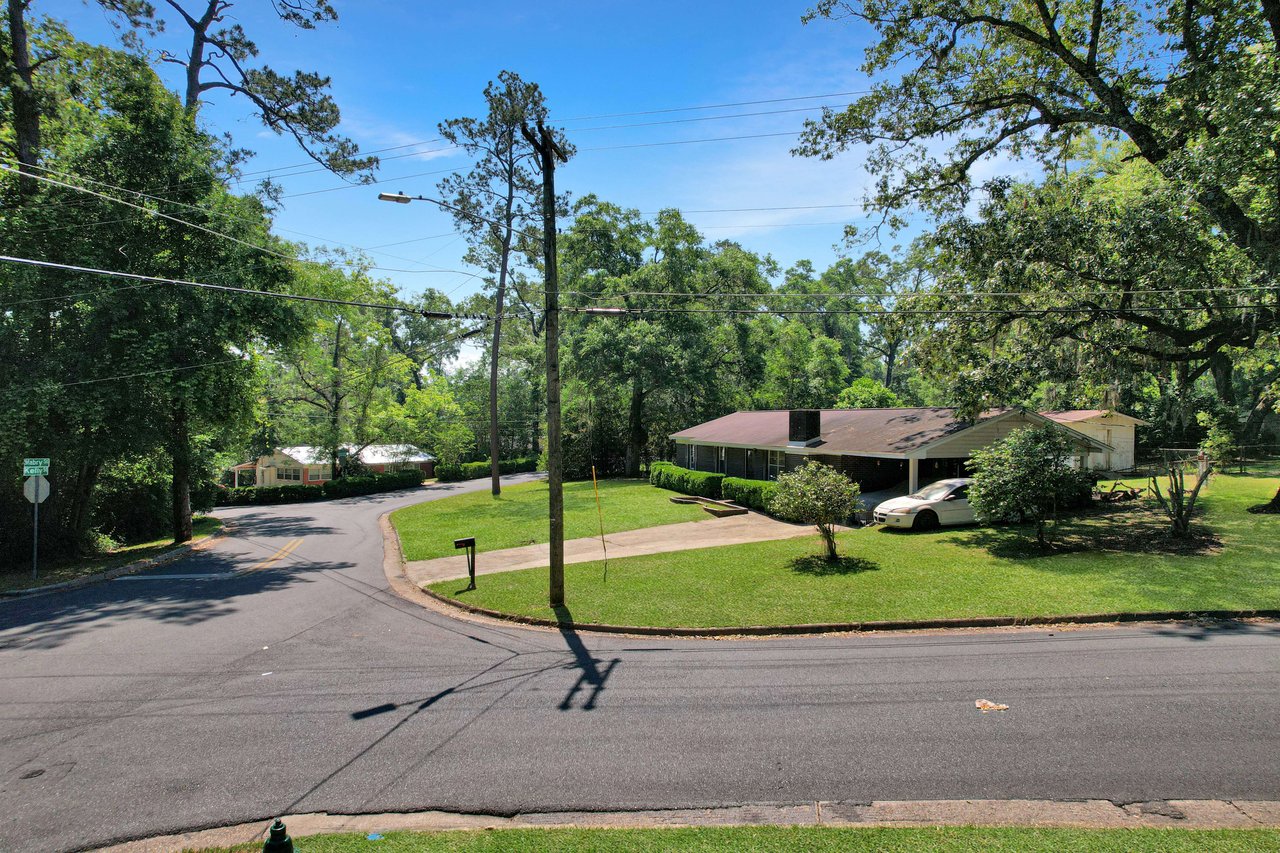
0,515,221,593
209,825,1280,852
429,472,1280,628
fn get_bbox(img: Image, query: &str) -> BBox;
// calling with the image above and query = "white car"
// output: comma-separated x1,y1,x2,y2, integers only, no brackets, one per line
873,478,975,530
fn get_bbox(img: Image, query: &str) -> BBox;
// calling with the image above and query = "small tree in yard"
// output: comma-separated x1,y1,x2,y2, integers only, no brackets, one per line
968,427,1089,549
1149,456,1212,536
769,462,861,562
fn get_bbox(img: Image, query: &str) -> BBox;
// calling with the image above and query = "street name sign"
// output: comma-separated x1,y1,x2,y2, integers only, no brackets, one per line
24,475,50,504
23,458,49,477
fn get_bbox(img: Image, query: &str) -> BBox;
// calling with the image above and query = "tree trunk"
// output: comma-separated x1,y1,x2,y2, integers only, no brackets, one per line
67,461,103,556
489,228,513,496
1267,486,1280,511
6,0,40,196
884,339,899,389
625,381,646,477
1209,352,1236,408
820,524,838,561
171,402,193,544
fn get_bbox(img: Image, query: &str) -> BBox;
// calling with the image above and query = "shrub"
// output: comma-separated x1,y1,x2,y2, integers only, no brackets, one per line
722,477,780,512
968,426,1094,547
92,457,172,543
216,483,325,506
649,462,724,499
436,457,538,482
324,469,426,498
768,461,862,561
214,469,425,505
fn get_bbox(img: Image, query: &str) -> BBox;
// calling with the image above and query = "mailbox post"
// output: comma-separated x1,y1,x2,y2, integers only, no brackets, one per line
454,537,476,590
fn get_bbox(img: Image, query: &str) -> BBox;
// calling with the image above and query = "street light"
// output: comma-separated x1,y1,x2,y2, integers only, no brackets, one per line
378,191,412,204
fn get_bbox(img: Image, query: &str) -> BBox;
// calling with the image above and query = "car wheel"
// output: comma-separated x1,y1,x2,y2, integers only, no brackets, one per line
913,510,940,531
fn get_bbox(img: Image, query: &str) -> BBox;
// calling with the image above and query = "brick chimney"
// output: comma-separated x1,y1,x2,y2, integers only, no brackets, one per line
788,410,822,447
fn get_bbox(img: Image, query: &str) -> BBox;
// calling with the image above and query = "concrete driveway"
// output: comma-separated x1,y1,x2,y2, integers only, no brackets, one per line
405,510,822,585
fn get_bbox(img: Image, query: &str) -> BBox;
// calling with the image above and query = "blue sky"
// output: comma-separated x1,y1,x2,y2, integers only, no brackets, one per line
56,0,952,344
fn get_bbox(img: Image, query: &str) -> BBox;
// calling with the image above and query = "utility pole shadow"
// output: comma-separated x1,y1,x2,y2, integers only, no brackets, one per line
553,605,619,711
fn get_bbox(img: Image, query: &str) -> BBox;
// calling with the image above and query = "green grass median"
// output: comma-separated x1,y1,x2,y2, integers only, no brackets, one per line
428,471,1280,628
391,478,705,562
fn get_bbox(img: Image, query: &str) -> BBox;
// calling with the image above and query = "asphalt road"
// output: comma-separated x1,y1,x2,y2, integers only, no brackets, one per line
1,475,1278,852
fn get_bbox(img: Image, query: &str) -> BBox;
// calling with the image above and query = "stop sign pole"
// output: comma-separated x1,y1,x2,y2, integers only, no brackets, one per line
23,459,50,580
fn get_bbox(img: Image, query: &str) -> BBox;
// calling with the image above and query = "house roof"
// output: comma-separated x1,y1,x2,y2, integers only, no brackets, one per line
670,408,985,456
275,444,435,465
671,407,1117,457
1041,409,1150,427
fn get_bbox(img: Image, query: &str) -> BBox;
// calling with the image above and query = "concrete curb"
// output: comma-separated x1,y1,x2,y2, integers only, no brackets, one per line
417,585,1280,638
99,799,1280,851
0,522,229,600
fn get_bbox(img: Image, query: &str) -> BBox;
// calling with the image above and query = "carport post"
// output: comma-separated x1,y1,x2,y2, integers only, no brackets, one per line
908,458,919,494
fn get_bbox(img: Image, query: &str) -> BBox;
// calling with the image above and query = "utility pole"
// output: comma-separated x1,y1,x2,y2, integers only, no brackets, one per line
522,119,569,608
329,316,344,479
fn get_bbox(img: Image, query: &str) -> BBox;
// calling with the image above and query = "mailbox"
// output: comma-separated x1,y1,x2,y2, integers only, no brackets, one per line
454,536,477,590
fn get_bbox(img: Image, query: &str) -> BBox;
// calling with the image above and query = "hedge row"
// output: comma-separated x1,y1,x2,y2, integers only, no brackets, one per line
722,476,779,512
435,457,539,483
215,469,426,506
648,461,724,499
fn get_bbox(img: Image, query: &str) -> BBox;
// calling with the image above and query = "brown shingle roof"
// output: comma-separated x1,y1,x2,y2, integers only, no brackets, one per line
670,408,980,455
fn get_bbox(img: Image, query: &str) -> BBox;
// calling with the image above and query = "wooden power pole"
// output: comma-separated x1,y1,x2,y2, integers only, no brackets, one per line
522,119,569,608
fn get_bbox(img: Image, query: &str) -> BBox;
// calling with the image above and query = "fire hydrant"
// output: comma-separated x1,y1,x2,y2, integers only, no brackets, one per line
263,818,293,853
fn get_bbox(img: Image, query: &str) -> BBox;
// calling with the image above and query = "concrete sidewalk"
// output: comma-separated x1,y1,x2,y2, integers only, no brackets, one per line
405,511,824,586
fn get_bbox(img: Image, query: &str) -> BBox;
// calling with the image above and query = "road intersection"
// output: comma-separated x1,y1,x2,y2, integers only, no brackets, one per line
2,476,1277,851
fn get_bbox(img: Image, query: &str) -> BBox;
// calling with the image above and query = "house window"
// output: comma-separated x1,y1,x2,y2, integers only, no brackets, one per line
717,447,726,474
767,450,785,481
277,467,301,482
307,465,331,481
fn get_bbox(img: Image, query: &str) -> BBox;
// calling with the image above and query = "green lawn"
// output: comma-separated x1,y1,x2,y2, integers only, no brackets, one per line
429,471,1280,628
392,478,706,562
0,515,222,594
208,826,1280,852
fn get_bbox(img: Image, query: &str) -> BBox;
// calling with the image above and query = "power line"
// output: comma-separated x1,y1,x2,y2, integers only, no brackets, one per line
0,255,511,320
557,89,872,121
582,130,801,152
5,357,251,394
562,302,1278,317
4,162,486,282
560,284,1280,301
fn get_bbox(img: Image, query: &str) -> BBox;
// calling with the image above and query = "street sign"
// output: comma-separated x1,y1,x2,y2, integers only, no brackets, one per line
23,475,49,504
23,458,49,477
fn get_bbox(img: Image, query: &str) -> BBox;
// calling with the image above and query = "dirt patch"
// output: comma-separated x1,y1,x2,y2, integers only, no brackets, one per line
969,502,1222,559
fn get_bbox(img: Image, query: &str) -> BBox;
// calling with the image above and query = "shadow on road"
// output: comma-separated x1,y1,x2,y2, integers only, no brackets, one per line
0,550,355,652
217,512,339,538
1149,619,1280,642
553,605,619,712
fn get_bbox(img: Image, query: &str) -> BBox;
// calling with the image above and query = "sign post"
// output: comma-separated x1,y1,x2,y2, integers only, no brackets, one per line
23,460,50,580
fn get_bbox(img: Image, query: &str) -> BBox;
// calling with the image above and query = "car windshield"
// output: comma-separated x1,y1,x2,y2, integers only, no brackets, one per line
909,482,954,501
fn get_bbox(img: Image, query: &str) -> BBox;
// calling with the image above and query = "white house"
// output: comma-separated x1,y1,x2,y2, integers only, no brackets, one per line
230,444,435,488
1041,410,1147,471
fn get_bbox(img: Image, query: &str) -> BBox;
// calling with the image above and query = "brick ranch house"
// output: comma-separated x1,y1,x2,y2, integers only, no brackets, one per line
669,408,1143,495
230,444,435,488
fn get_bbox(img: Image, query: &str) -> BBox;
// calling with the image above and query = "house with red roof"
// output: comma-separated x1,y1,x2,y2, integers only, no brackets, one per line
669,408,1143,494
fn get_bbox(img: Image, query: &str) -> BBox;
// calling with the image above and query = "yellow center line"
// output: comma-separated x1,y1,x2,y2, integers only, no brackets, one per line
246,537,303,572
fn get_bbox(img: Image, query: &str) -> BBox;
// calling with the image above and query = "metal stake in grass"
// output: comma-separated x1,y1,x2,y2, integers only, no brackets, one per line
592,465,608,583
